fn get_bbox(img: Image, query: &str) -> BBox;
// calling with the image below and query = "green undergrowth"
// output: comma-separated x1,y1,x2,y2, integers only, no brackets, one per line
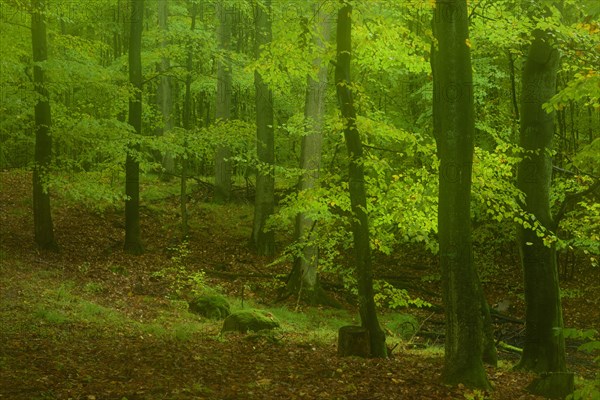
0,266,211,342
2,260,422,353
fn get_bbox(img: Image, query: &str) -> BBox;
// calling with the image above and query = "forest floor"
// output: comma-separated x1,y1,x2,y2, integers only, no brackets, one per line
1,170,598,400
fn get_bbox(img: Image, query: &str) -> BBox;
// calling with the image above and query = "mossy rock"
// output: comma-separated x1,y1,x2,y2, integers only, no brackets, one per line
221,309,280,333
188,295,230,320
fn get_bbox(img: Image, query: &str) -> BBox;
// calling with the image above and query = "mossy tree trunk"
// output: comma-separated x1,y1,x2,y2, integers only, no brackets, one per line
287,4,330,304
31,0,58,252
516,29,567,377
432,0,490,389
251,0,275,256
335,3,386,359
124,0,144,255
214,1,233,203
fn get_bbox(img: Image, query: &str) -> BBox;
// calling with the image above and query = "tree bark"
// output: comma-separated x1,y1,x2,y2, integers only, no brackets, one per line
124,0,144,255
432,0,490,389
287,4,330,303
516,30,568,376
31,0,58,251
335,4,386,359
214,1,233,203
251,0,275,256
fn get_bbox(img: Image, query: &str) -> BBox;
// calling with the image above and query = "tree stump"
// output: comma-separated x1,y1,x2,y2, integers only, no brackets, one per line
338,325,370,357
527,372,574,398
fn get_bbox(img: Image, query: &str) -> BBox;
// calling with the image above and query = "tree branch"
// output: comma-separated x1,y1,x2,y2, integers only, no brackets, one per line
552,179,600,230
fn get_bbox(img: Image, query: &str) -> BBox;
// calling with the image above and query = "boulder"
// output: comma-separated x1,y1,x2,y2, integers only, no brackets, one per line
188,295,230,320
221,309,279,333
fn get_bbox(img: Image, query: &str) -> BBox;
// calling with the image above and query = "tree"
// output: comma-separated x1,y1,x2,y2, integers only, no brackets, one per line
156,0,175,177
180,2,197,240
287,3,331,304
250,0,275,256
31,0,58,251
432,0,490,389
335,3,386,358
124,0,144,254
214,1,233,203
515,28,572,397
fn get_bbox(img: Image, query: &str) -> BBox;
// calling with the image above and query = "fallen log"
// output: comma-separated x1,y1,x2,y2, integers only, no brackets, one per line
497,340,523,354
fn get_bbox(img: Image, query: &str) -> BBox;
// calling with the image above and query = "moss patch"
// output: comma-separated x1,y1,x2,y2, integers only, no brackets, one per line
221,309,280,333
188,295,231,320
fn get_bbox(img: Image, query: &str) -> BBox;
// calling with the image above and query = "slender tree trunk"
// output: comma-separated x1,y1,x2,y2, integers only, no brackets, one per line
287,4,330,303
508,51,520,122
124,0,144,254
588,106,593,143
180,4,196,240
31,0,58,251
214,1,233,203
516,30,567,375
157,0,175,176
480,281,498,366
250,0,275,255
335,4,386,358
113,1,123,59
432,0,490,389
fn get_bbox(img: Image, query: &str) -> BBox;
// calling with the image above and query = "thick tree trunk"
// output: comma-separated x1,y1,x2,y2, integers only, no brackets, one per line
335,4,386,359
156,0,175,176
432,0,490,389
287,5,330,303
214,1,233,203
251,0,275,256
31,0,58,251
516,30,568,377
124,0,144,255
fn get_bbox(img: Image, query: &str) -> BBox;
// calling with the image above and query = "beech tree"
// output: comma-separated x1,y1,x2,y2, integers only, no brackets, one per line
287,4,331,303
251,0,275,256
31,0,58,251
124,0,144,254
335,3,386,358
180,3,197,239
214,1,233,203
156,0,175,176
432,0,490,389
516,28,572,397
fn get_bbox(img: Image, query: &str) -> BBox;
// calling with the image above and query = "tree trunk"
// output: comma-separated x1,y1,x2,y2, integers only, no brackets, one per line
432,0,490,389
124,0,144,255
335,4,386,359
156,0,175,176
287,4,330,304
480,287,498,366
214,1,233,203
250,0,275,255
31,0,58,251
180,4,196,240
516,30,568,377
